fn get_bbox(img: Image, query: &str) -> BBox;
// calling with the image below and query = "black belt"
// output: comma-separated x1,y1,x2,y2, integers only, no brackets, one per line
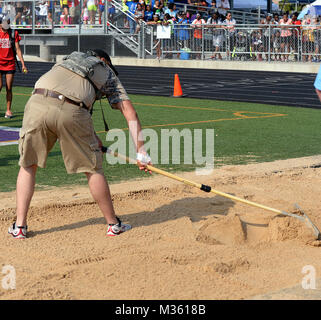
33,88,88,110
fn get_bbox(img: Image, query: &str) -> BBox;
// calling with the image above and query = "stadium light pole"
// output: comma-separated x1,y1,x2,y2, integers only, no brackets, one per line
267,0,272,13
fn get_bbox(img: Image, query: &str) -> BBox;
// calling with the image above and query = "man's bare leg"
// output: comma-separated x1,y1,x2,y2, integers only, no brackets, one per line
16,165,37,226
86,172,118,225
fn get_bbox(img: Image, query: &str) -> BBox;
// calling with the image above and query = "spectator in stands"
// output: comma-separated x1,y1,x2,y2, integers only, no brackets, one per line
223,11,236,58
146,13,161,26
144,4,154,22
279,12,292,62
273,29,281,61
69,0,80,25
0,14,28,119
3,2,16,19
82,3,90,24
197,0,208,13
176,11,190,57
152,0,164,19
302,15,314,62
191,13,206,59
314,17,321,63
217,0,230,16
47,1,54,26
185,10,192,21
208,0,217,11
207,11,223,60
164,3,178,20
22,4,32,25
86,0,98,25
272,13,279,25
37,1,49,25
14,2,23,25
162,13,174,58
98,0,105,24
126,0,138,33
190,11,197,22
251,29,264,61
134,2,144,33
108,0,116,23
260,14,273,61
60,0,69,24
291,12,301,61
310,17,318,62
138,0,146,8
147,14,162,58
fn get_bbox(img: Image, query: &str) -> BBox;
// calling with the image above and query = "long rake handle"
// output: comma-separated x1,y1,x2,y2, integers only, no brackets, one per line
103,147,320,239
104,147,299,219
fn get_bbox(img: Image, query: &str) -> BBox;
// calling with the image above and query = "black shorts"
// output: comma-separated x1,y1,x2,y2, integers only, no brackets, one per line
0,70,15,75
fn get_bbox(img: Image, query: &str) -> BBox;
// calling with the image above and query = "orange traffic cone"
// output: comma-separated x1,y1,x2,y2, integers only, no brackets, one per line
173,74,184,98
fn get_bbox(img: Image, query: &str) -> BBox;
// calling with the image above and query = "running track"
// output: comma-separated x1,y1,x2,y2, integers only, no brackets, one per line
13,62,321,109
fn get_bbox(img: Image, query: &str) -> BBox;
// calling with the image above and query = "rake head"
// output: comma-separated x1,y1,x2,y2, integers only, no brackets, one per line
293,204,321,240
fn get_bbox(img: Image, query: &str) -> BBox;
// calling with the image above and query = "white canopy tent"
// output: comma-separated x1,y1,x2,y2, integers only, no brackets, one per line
309,0,321,5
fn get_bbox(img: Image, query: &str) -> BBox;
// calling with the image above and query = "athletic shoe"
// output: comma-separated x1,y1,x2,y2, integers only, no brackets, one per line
8,222,27,239
107,217,131,236
4,113,13,119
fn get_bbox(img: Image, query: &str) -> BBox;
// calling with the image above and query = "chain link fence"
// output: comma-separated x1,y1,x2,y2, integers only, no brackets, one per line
144,24,320,62
0,0,319,63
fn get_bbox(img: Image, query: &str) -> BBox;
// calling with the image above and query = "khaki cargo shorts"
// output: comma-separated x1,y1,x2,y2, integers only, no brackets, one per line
19,93,103,174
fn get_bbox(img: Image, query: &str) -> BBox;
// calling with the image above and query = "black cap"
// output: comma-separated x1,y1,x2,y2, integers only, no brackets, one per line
88,49,118,76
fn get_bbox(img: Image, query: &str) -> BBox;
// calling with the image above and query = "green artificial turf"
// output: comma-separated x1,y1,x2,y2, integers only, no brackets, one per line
0,86,320,192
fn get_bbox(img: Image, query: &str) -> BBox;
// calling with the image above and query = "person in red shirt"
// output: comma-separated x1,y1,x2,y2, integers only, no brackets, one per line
291,12,301,61
0,14,27,118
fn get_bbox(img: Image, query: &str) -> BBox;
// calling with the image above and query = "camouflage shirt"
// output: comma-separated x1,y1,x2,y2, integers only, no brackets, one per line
35,52,129,109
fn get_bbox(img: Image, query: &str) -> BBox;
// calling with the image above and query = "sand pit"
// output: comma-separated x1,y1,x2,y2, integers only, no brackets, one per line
1,155,321,300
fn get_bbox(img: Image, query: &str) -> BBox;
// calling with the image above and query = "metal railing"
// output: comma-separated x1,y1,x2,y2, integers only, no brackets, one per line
145,24,321,62
174,3,265,24
2,1,319,63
